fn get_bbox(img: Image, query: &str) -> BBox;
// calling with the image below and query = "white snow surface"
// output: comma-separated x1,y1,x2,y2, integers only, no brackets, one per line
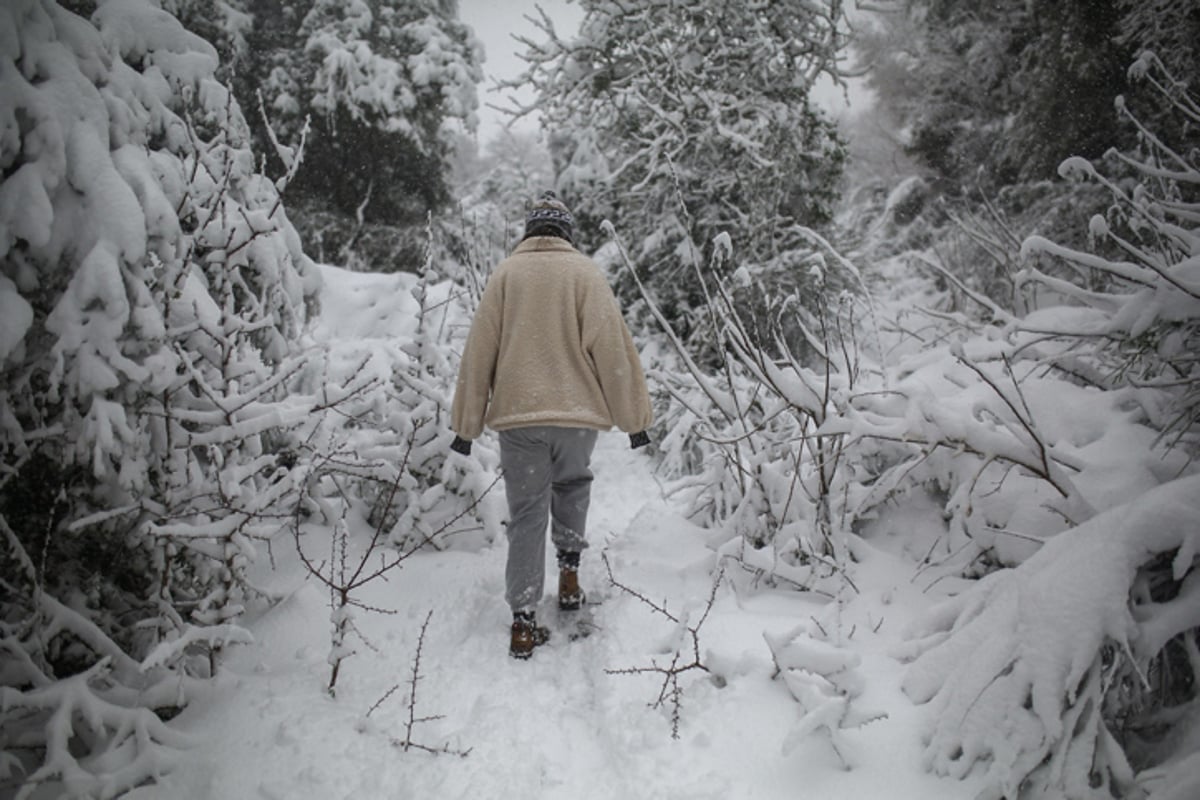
144,264,986,800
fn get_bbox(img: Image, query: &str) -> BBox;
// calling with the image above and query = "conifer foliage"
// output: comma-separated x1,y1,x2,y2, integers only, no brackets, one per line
244,0,483,231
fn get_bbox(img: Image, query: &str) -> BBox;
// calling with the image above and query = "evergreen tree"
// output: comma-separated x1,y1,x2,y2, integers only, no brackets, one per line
239,0,482,260
857,0,1135,190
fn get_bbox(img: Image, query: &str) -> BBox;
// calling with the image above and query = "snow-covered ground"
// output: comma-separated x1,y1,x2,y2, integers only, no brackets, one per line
139,265,988,800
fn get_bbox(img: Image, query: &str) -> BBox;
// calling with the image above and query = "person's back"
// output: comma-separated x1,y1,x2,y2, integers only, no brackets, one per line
455,234,649,437
450,191,652,659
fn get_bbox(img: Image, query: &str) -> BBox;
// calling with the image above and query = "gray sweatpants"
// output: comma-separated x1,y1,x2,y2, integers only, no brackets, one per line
499,426,599,614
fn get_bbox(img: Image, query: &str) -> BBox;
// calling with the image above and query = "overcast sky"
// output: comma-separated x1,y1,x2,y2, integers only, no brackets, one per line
458,0,584,138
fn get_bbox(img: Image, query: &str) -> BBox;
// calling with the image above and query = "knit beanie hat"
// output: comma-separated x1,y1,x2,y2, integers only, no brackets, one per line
524,190,575,243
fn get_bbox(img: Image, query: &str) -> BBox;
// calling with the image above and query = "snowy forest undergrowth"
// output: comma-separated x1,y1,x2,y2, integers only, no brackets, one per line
3,0,1200,798
139,265,992,800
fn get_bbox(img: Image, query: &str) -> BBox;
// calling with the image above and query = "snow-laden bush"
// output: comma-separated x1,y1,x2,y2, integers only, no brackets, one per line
298,257,503,555
891,52,1200,799
275,255,500,693
900,473,1200,800
636,217,1101,593
611,225,851,587
0,2,496,792
1017,51,1200,455
633,228,1058,610
0,0,328,793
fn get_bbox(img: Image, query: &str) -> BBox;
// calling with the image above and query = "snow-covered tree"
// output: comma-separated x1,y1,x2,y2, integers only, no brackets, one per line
856,0,1134,189
246,0,483,245
510,0,848,341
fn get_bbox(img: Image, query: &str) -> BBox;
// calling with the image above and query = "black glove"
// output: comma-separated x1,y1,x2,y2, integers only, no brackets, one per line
450,435,473,456
629,431,650,450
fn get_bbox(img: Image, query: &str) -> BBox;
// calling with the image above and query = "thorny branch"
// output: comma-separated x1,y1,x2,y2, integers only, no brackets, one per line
603,554,725,739
293,420,500,691
364,610,470,758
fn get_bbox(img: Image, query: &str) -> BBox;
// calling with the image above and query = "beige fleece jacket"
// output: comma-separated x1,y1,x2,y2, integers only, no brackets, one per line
451,236,653,440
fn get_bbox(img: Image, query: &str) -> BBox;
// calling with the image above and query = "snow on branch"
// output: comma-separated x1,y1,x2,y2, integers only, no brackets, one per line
899,473,1200,800
139,623,255,672
765,625,887,767
1,658,193,800
604,554,725,740
1014,55,1200,453
361,610,471,758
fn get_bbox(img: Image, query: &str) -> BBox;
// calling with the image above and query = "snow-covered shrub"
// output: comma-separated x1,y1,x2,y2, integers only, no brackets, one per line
826,62,1200,564
377,261,502,550
296,254,503,555
614,224,869,596
839,342,1105,566
765,625,886,766
900,473,1200,800
0,0,324,793
638,219,1120,602
285,258,502,692
887,54,1200,798
1017,51,1200,454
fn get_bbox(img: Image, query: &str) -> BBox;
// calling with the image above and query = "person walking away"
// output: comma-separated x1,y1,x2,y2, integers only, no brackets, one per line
449,191,653,659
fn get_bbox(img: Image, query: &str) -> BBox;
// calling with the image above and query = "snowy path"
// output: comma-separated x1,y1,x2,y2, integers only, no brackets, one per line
153,432,981,800
145,266,983,800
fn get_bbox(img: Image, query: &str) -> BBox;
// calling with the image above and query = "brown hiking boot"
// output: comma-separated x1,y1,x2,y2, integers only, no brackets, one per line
510,613,550,660
558,567,586,611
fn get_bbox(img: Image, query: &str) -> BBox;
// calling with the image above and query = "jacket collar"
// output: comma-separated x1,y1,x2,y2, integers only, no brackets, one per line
513,236,577,255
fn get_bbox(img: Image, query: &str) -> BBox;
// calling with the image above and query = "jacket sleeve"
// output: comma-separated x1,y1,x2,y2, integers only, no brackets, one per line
581,270,653,434
451,277,502,440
